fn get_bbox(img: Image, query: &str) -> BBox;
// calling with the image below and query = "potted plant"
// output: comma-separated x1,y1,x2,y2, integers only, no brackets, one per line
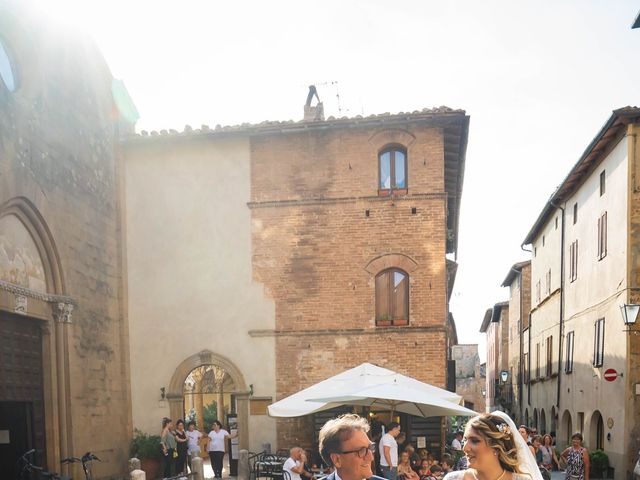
131,428,163,479
589,449,609,480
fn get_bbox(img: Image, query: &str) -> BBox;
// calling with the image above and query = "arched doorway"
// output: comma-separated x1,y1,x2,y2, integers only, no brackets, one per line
169,350,250,451
589,411,604,451
184,365,237,431
561,410,572,445
525,408,529,426
540,409,546,434
550,406,557,435
533,408,538,429
0,198,73,474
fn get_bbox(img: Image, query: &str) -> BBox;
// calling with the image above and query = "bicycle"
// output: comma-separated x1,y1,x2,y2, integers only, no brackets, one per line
16,449,101,480
60,453,101,480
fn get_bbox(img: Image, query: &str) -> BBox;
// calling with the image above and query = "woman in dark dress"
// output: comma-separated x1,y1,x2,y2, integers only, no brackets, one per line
175,419,189,474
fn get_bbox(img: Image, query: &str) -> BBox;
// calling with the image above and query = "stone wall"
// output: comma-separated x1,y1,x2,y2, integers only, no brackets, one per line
0,3,131,477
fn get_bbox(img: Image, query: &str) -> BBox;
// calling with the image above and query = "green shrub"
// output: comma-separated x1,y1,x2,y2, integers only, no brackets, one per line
589,450,609,478
130,428,163,460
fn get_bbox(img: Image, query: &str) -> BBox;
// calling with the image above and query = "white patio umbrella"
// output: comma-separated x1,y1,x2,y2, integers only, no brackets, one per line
307,382,478,417
267,362,469,418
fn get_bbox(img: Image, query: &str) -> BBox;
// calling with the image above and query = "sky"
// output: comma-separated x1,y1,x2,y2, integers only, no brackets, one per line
33,0,640,361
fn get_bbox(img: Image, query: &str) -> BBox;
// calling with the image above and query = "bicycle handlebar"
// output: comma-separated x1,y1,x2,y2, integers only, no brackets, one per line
61,456,82,464
21,448,36,458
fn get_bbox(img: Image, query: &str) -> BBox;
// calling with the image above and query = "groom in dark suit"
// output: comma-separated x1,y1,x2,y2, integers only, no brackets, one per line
318,414,376,480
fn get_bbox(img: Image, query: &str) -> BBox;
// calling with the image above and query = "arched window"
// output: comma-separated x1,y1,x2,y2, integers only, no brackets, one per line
378,146,407,192
375,268,409,325
0,37,17,92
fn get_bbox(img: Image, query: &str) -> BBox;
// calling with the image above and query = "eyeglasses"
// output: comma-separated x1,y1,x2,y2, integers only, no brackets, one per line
339,442,376,458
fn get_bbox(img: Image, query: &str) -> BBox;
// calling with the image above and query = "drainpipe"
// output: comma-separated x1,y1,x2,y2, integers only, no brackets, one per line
550,201,566,413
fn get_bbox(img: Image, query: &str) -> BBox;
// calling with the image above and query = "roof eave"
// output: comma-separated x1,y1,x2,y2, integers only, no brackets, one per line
522,108,640,245
500,260,531,287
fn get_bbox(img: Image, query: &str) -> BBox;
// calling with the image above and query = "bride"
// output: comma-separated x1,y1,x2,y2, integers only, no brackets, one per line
444,411,543,480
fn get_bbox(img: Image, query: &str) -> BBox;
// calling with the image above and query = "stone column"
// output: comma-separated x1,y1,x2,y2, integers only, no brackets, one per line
235,392,250,451
195,378,204,429
216,391,224,421
168,393,183,424
53,302,74,476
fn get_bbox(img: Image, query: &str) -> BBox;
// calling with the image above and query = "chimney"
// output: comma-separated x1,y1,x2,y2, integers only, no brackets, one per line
303,85,324,122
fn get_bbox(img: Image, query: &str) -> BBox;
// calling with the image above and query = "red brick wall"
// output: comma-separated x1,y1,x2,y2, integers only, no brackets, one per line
250,123,452,448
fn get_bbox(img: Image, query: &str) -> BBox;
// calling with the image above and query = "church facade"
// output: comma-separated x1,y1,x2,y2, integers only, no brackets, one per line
0,3,134,478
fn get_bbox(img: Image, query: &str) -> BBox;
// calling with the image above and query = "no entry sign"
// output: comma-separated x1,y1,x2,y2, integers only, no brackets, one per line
604,368,618,382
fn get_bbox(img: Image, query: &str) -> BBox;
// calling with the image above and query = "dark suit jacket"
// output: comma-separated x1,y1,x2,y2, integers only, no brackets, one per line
326,471,387,480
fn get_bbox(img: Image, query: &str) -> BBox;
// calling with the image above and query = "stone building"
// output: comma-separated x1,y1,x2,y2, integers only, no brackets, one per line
500,261,530,423
451,344,484,412
123,103,470,454
480,302,509,413
0,2,134,478
521,107,640,479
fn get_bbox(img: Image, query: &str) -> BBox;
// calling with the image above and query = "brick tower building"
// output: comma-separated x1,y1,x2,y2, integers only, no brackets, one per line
249,106,469,448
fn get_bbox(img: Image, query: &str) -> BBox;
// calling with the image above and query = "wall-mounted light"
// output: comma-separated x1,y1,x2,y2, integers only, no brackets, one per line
620,304,640,331
481,388,486,397
500,371,509,383
249,384,254,396
160,387,166,400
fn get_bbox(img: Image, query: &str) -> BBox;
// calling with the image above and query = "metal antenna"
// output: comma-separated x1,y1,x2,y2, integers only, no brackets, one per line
331,81,342,114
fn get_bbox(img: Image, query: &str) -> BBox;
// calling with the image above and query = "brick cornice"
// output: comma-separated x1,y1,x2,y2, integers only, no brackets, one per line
248,325,447,337
247,192,446,209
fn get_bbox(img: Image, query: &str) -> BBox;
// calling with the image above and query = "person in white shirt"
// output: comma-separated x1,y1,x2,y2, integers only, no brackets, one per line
207,420,237,478
186,421,202,471
451,432,463,451
379,422,401,480
284,447,308,480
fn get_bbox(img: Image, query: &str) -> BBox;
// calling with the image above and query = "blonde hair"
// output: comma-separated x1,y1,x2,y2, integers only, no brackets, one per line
466,414,522,473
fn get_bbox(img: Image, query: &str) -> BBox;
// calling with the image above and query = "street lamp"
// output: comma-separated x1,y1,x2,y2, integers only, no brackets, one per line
500,371,509,383
620,304,640,331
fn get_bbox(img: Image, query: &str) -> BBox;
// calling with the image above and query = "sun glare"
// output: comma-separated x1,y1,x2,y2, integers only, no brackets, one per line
31,0,96,32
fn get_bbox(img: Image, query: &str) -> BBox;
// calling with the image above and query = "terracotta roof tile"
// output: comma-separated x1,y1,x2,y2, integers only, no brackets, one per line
128,106,465,140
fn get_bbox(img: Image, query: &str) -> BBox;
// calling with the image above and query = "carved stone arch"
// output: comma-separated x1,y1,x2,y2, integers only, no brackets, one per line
368,128,417,149
168,349,247,395
167,350,250,450
364,253,419,276
0,197,74,471
0,196,66,294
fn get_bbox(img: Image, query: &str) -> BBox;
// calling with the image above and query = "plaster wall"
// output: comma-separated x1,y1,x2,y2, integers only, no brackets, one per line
529,201,563,432
123,137,277,452
560,138,628,467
